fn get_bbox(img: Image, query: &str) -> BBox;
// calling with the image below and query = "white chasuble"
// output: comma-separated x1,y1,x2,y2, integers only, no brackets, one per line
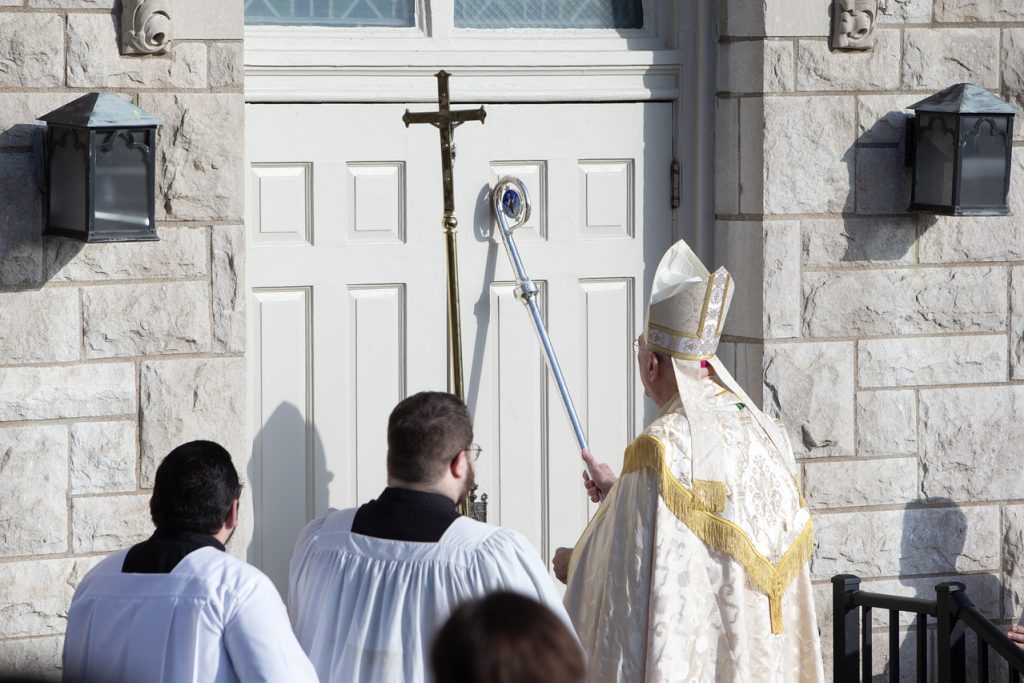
564,389,824,683
289,507,574,683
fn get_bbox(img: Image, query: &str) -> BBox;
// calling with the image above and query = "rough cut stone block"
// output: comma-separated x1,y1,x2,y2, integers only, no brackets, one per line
716,221,763,340
71,421,137,495
811,505,999,579
0,154,43,287
902,29,1000,90
920,215,1024,263
1004,30,1024,127
936,0,1024,21
921,386,1024,501
857,390,917,455
1003,505,1024,621
1013,266,1024,380
763,221,800,338
715,98,739,215
0,426,68,558
859,335,1007,388
0,364,135,422
856,146,911,214
763,97,855,214
139,93,245,222
0,289,79,364
0,94,69,147
803,267,1006,337
209,43,243,89
857,94,919,145
140,358,246,486
718,342,765,409
83,282,211,359
72,494,150,553
763,342,855,456
67,14,207,89
802,217,916,266
47,227,208,282
0,558,98,638
212,225,246,353
722,0,830,38
738,98,765,215
718,39,794,93
0,15,64,87
878,0,933,23
803,458,917,508
0,636,63,681
797,31,900,92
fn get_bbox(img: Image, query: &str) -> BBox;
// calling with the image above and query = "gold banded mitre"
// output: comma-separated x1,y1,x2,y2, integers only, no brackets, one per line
645,262,733,361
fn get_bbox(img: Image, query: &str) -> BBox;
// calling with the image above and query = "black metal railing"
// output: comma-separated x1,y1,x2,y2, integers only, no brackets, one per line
833,574,1024,682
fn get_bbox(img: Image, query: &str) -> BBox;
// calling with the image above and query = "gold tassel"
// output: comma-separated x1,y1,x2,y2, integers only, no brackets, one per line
693,480,727,513
622,435,815,635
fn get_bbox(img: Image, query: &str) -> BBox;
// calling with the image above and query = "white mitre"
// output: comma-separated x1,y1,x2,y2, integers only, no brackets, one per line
643,239,788,482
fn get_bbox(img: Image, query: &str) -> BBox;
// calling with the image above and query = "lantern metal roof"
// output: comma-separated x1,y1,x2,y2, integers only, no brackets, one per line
38,92,163,128
908,83,1018,115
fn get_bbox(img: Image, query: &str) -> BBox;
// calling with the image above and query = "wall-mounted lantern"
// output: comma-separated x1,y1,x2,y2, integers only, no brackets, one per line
39,93,163,243
907,83,1017,216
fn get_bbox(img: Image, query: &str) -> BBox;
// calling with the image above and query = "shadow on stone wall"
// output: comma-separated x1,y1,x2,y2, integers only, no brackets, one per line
838,111,935,267
874,499,1006,681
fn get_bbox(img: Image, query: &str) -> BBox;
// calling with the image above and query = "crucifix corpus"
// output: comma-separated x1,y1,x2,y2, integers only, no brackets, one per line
403,70,486,403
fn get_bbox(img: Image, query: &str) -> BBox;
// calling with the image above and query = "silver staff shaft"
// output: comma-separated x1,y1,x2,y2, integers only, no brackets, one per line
492,177,592,460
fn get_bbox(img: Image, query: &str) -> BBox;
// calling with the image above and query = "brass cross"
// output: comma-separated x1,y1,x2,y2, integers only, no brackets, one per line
402,70,486,216
402,71,486,404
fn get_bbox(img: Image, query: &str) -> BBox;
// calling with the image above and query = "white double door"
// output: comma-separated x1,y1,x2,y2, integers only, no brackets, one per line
246,101,673,594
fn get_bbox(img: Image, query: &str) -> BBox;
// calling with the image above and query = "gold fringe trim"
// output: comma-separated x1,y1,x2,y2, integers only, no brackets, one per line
622,435,815,635
693,480,727,513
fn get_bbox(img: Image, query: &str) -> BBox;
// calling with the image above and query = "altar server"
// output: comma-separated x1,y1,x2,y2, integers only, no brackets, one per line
288,391,572,683
63,440,318,683
555,240,825,682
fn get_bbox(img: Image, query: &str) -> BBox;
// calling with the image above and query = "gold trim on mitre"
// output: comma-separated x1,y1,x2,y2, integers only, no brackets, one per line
621,434,814,635
645,266,733,361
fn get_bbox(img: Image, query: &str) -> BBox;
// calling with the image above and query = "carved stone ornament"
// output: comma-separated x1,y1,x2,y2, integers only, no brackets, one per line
832,0,878,51
121,0,173,55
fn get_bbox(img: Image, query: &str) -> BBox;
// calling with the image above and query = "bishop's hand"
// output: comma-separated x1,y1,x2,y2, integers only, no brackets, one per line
581,449,616,502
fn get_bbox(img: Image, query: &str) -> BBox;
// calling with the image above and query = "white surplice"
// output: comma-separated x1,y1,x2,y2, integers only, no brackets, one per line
564,386,825,683
63,546,319,683
288,507,572,683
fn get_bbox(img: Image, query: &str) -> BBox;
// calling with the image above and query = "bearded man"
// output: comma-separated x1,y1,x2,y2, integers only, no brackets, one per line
288,390,572,683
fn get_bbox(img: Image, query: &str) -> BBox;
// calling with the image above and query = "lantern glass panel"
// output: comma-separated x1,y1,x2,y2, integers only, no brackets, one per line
914,112,957,208
94,129,151,233
48,126,89,236
959,114,1010,210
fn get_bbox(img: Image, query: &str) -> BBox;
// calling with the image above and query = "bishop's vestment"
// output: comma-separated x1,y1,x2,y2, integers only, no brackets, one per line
564,386,824,682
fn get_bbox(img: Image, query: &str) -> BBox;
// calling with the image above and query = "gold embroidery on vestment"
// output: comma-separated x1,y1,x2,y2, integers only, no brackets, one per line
621,435,814,635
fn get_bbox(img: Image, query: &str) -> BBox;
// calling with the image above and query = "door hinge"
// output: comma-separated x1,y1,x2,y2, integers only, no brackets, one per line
671,159,680,209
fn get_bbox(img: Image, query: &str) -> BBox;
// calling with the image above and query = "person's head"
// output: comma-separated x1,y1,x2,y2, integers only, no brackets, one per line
386,391,476,503
635,333,680,406
150,440,242,540
431,592,585,683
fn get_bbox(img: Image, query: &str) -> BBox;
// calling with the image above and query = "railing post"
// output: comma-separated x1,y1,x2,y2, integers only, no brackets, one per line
833,574,861,683
936,582,967,683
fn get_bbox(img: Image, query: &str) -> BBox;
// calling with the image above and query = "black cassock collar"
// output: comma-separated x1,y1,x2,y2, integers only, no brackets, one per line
122,528,225,574
351,486,460,543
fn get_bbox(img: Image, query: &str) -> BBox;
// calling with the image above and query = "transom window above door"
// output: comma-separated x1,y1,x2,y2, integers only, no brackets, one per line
244,0,644,29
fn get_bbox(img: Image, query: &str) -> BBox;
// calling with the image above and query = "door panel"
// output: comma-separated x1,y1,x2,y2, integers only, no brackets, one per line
246,102,672,595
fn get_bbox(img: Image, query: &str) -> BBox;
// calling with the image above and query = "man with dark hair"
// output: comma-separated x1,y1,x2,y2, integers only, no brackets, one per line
288,391,572,683
62,440,317,683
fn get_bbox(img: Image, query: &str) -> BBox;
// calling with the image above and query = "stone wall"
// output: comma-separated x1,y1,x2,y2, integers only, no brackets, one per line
716,0,1024,675
0,2,244,679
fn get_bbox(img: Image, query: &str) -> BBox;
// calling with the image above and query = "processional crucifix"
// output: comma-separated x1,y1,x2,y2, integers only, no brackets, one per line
403,71,486,403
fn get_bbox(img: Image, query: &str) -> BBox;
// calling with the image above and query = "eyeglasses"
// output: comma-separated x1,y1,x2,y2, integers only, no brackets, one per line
455,443,482,463
632,338,647,352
